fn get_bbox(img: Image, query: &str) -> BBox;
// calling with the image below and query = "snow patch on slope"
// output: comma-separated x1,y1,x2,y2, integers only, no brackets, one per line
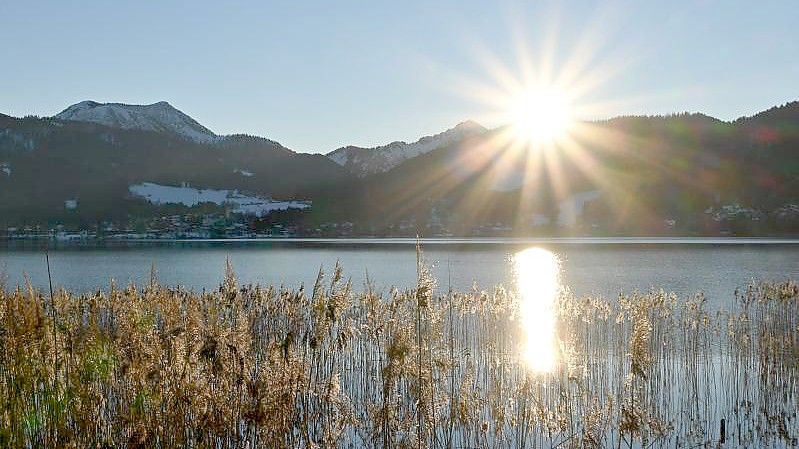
0,129,36,152
55,101,218,143
1,163,10,176
129,182,310,217
327,120,486,176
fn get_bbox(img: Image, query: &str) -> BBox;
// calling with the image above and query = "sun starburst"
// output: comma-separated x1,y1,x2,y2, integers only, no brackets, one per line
509,86,574,146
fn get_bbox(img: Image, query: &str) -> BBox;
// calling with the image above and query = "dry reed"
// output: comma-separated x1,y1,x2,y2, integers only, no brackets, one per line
0,257,796,448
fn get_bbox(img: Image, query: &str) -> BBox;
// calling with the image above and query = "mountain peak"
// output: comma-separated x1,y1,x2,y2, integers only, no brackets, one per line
54,100,218,143
327,120,487,176
453,119,485,131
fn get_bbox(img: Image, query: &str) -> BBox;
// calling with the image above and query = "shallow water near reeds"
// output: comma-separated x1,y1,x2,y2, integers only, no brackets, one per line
1,238,797,308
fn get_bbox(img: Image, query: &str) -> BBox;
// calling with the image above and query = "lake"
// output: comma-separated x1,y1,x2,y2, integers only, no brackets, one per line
2,238,798,446
1,238,796,308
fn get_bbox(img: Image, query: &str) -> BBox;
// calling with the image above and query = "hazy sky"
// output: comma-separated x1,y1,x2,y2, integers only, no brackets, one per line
2,1,797,153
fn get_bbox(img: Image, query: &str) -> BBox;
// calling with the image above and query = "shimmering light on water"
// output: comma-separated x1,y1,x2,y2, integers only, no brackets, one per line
514,247,561,373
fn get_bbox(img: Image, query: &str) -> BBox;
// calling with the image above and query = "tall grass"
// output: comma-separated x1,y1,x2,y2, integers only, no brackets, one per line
0,258,796,448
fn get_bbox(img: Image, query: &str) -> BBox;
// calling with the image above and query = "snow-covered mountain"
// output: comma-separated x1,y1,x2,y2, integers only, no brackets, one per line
54,101,218,143
327,120,487,176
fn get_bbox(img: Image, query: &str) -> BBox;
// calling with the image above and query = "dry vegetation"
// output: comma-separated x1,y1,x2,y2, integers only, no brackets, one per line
0,257,797,448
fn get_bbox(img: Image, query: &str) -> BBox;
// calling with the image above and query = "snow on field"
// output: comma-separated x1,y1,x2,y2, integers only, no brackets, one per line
234,169,255,177
129,182,310,217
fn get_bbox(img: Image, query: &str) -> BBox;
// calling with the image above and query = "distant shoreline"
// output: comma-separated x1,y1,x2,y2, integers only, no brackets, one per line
2,236,798,249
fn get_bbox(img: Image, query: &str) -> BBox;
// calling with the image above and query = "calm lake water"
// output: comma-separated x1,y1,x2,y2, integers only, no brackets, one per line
1,238,797,308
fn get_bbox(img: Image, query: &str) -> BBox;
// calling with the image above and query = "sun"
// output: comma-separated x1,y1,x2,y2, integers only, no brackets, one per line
509,86,574,145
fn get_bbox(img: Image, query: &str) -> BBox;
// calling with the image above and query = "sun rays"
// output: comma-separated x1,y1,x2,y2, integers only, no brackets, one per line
433,13,657,233
371,9,682,235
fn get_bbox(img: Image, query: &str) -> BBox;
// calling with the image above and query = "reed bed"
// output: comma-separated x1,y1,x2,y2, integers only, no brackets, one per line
0,258,797,448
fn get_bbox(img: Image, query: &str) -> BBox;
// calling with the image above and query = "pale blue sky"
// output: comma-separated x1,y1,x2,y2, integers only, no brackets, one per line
1,1,797,153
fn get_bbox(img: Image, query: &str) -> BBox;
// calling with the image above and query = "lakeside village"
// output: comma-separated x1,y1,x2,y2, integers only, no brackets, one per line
3,200,798,242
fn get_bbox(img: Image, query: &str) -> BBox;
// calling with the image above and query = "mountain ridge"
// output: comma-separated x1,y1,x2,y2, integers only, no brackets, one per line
326,120,487,176
2,99,797,236
55,100,219,143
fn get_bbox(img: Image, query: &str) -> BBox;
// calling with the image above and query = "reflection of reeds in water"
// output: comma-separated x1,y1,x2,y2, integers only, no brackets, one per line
0,258,796,448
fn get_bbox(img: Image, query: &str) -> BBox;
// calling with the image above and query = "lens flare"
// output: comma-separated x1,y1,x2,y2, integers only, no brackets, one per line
510,86,574,145
514,247,560,373
390,9,644,234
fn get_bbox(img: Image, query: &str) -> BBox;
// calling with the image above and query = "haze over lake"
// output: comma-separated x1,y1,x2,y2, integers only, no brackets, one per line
3,238,796,307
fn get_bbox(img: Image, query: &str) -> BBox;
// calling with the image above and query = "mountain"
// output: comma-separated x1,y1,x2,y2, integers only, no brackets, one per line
1,100,797,236
350,108,798,236
0,103,352,226
735,101,799,128
55,101,218,143
326,120,487,176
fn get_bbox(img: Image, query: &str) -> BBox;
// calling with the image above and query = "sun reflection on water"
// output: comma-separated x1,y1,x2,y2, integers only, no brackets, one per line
514,247,561,373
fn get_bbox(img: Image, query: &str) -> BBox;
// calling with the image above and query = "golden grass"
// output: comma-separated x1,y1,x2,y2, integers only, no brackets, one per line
0,260,796,448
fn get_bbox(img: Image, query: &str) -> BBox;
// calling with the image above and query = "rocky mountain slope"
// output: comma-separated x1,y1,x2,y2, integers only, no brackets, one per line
326,120,487,176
